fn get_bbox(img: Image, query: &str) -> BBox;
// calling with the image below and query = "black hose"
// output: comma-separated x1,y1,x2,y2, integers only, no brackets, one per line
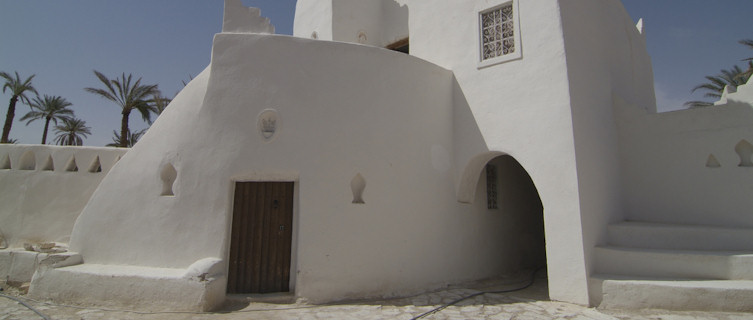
0,293,52,320
411,267,545,320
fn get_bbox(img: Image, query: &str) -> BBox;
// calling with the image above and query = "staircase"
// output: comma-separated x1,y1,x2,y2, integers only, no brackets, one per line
590,221,753,312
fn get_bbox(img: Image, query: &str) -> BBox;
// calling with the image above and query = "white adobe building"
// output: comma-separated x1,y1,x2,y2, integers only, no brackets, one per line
1,0,752,312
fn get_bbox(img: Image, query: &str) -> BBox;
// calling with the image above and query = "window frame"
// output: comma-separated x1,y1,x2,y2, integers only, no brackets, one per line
477,0,522,69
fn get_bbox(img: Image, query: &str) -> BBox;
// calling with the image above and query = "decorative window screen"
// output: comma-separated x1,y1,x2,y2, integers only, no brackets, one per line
486,164,498,209
481,4,515,60
478,0,521,68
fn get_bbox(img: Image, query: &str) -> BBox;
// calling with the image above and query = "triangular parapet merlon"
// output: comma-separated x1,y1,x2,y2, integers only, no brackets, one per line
635,18,644,35
222,0,275,34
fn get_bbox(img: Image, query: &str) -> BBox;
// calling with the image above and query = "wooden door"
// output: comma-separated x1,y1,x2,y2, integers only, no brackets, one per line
228,181,294,294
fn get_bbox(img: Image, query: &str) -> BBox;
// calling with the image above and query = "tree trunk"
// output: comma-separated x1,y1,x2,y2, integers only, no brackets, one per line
120,109,130,148
1,96,19,143
42,117,51,144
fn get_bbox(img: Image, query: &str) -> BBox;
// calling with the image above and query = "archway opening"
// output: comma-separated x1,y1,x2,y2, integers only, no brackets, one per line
468,154,547,293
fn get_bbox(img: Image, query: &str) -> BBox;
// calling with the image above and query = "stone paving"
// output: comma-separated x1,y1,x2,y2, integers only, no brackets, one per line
2,279,752,320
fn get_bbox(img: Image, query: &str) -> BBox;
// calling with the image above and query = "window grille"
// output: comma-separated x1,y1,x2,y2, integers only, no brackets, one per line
486,164,498,209
478,0,521,68
481,3,515,61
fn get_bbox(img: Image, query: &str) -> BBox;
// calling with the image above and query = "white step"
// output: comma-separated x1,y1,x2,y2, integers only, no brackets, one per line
607,221,753,251
29,261,225,312
594,246,753,280
591,275,753,312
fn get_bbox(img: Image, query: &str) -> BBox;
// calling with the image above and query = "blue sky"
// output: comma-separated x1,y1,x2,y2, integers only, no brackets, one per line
1,0,751,146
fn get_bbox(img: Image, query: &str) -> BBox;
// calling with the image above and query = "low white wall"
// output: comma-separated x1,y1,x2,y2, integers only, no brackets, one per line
617,96,753,227
0,145,126,248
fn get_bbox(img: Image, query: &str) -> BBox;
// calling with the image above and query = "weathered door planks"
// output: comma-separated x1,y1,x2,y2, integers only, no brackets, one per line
228,182,294,294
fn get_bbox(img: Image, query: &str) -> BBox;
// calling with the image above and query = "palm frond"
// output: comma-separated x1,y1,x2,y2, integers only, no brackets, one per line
107,128,146,147
683,100,714,108
85,71,160,147
687,66,749,108
0,71,38,104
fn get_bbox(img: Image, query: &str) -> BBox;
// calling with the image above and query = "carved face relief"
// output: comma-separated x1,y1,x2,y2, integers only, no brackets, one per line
258,109,279,142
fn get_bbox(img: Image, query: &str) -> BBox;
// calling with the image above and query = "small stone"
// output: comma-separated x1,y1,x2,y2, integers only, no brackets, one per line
39,243,55,250
18,283,30,294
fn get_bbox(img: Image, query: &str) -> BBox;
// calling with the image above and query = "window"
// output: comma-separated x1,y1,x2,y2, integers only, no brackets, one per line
486,164,498,209
478,0,521,68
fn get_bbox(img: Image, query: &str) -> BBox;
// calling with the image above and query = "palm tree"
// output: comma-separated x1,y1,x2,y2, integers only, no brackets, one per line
684,66,750,108
150,94,171,117
85,71,159,147
53,118,91,146
106,129,146,147
739,39,753,81
0,71,38,143
20,95,74,144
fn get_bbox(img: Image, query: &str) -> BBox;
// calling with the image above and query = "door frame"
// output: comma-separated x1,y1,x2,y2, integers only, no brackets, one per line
225,172,300,295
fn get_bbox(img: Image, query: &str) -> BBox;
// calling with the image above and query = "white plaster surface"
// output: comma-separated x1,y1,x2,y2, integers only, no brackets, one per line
391,0,594,305
295,0,408,47
606,221,753,251
0,145,126,249
29,262,226,312
616,95,753,227
599,279,753,312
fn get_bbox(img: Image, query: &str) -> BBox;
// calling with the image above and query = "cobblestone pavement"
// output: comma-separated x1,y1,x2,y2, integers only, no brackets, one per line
2,279,752,320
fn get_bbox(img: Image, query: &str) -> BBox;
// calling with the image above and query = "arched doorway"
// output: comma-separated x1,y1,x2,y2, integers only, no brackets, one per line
484,155,546,271
460,152,547,284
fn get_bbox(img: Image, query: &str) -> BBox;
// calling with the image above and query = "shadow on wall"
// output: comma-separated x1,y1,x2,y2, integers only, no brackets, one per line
452,77,547,279
484,155,547,271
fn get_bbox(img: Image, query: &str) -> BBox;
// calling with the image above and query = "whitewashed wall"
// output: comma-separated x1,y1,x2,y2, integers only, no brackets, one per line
296,0,409,46
617,92,753,228
295,0,650,305
402,0,590,304
56,28,553,305
294,0,333,40
0,145,126,248
558,0,657,304
28,0,673,309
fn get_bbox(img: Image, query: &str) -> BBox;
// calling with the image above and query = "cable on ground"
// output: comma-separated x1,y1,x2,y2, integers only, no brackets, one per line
410,266,545,320
1,293,52,320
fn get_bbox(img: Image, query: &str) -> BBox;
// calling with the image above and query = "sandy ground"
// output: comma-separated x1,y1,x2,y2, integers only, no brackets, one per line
2,276,752,320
